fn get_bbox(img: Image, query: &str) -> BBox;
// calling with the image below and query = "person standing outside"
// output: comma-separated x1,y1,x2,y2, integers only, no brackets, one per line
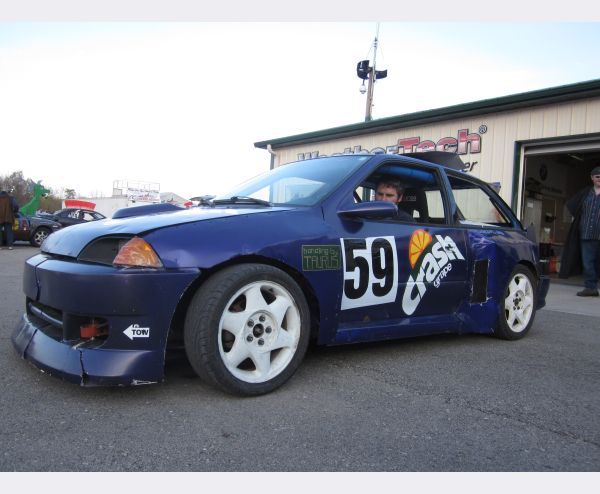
560,166,600,296
0,189,19,250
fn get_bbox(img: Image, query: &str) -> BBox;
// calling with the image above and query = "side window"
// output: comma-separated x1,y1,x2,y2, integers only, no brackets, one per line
353,163,448,224
424,189,445,222
448,174,510,226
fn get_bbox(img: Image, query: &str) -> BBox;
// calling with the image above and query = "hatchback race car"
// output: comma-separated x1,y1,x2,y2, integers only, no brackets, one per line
12,153,550,395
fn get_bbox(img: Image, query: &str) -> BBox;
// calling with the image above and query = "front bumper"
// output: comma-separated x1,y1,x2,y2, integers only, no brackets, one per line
12,253,199,386
13,314,167,385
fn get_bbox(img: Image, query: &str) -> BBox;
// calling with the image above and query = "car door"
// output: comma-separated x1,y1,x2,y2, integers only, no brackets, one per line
330,159,470,342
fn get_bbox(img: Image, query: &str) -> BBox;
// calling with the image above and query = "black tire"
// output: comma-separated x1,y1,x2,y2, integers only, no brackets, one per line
184,264,311,396
30,227,50,247
494,265,537,340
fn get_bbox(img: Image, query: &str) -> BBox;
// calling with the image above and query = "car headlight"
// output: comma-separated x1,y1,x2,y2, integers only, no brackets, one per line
113,237,163,268
78,235,163,268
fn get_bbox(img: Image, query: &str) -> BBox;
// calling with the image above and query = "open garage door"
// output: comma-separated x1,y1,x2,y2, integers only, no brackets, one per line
521,138,600,274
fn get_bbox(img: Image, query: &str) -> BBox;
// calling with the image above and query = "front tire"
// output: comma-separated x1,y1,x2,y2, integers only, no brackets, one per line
30,227,50,247
495,265,537,340
184,264,310,396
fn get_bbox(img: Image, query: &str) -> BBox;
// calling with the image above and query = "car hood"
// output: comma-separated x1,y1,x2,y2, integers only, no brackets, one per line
42,206,293,257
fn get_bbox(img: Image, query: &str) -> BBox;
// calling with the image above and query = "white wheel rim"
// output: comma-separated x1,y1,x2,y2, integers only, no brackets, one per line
504,273,534,333
218,280,301,384
34,230,48,245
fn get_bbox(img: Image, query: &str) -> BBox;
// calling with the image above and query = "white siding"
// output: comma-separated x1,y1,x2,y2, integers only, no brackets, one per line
271,97,600,206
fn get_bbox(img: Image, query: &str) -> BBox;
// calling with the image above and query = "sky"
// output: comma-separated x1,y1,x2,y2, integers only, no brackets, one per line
1,4,600,201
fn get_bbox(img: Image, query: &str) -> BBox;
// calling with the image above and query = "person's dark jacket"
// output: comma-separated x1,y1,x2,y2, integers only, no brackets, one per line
0,191,19,224
559,186,590,278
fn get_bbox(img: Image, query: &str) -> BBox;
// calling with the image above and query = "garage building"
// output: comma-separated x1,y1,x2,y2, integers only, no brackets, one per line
255,79,600,272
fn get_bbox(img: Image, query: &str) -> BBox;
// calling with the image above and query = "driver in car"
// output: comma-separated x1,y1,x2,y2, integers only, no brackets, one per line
375,180,414,222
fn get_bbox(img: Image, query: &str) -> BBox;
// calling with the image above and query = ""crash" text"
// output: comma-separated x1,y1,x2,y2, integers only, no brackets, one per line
402,235,465,316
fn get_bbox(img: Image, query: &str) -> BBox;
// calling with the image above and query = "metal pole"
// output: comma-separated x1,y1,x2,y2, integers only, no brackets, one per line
365,69,374,122
364,24,380,122
372,25,379,76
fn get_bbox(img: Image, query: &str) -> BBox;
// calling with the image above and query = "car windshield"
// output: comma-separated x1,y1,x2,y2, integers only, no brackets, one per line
213,156,371,206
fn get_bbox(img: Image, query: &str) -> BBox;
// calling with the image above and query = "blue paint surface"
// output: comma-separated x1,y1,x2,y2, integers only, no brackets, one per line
12,154,549,386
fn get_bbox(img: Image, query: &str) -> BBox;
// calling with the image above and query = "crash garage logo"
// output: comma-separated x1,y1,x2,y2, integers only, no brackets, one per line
401,230,465,316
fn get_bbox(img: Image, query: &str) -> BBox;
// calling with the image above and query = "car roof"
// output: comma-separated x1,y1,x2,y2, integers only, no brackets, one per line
366,152,497,191
59,207,97,212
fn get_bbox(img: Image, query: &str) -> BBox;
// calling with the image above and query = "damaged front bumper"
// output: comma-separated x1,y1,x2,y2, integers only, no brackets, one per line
12,253,199,386
13,314,163,386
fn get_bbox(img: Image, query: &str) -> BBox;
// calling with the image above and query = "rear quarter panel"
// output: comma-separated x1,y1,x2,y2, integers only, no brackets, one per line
457,227,540,333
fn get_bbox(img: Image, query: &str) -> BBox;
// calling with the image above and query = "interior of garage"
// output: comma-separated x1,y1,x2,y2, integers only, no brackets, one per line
522,148,600,277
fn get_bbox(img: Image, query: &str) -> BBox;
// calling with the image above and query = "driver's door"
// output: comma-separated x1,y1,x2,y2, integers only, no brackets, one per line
334,161,469,340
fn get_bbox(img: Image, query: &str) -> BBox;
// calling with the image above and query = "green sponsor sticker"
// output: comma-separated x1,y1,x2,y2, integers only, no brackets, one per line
302,245,341,271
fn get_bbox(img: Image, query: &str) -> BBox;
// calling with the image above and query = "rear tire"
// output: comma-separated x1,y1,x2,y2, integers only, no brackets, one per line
184,264,310,396
495,265,537,340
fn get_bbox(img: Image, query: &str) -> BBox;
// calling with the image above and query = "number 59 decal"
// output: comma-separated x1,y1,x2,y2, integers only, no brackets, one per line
340,236,398,310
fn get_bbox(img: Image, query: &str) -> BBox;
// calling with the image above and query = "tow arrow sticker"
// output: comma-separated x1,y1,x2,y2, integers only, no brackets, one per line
123,324,151,340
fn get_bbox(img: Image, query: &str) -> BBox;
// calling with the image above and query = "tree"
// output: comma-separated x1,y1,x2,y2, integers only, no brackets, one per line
0,170,67,213
39,195,63,212
64,188,76,199
0,171,30,206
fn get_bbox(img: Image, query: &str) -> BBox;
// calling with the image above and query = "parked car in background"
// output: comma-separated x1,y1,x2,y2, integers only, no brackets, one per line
13,212,62,247
37,208,106,227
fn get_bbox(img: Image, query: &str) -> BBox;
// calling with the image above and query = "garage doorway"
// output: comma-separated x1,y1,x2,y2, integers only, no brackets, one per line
520,139,600,275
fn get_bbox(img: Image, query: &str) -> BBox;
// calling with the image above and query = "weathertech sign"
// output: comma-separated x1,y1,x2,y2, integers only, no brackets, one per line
297,128,483,160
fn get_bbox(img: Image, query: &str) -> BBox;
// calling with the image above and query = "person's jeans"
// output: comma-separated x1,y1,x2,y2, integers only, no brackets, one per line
581,239,600,290
1,222,14,247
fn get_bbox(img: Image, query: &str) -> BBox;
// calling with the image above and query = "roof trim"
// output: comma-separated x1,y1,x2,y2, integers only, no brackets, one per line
254,78,600,150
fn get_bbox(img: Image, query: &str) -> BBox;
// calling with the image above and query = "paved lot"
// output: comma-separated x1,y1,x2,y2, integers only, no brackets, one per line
1,244,599,472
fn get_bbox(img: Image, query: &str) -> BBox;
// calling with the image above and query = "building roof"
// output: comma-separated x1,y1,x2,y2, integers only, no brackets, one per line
254,78,600,150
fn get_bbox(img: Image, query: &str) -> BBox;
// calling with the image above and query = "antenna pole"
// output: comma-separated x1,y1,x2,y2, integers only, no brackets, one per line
364,24,380,122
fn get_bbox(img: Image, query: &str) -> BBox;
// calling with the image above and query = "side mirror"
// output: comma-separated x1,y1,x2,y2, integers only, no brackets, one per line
338,201,398,220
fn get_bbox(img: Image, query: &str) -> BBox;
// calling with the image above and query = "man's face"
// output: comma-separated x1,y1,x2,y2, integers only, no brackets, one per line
592,173,600,188
375,185,401,204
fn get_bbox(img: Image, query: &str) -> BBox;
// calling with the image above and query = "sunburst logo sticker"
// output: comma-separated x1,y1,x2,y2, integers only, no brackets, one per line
408,229,432,268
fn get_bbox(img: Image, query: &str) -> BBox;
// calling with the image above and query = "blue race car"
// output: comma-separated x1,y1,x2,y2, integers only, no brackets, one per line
12,153,549,395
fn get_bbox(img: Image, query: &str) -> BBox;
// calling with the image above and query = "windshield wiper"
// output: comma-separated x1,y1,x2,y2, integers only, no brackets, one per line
212,196,272,207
